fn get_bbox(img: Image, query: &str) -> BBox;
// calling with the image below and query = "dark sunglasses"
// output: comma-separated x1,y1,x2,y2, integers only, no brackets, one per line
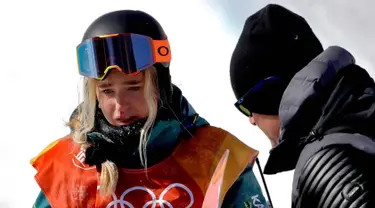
234,76,281,117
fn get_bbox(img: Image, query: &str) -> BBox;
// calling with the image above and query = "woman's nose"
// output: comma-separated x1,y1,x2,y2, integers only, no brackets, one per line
115,98,130,112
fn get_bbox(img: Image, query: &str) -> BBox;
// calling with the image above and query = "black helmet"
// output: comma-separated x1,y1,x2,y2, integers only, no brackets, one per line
81,10,173,103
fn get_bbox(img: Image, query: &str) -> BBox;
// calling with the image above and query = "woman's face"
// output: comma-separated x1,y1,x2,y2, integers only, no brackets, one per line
96,70,149,126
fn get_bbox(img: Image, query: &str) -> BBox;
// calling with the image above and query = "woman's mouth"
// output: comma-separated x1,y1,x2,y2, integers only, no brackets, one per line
115,116,139,125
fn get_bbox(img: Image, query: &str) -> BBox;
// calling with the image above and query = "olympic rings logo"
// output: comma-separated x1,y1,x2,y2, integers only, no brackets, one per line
106,183,194,208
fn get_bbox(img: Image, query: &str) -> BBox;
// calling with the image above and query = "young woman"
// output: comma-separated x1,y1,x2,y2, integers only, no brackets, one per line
31,10,269,208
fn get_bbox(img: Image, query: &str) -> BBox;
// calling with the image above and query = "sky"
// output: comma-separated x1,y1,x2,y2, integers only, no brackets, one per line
0,0,374,207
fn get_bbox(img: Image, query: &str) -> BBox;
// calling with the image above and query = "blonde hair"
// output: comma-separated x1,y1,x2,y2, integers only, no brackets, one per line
68,66,159,196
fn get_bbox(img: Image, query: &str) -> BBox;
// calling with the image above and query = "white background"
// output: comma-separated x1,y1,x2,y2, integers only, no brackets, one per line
0,0,374,207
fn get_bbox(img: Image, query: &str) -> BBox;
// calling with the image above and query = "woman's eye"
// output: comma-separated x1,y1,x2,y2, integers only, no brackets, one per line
102,89,113,94
128,86,141,91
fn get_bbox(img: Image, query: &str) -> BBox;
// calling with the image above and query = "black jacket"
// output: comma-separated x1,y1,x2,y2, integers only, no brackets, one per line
264,46,375,207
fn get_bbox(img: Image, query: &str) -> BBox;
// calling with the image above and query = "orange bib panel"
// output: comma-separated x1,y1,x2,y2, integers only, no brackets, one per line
96,157,204,207
31,126,258,208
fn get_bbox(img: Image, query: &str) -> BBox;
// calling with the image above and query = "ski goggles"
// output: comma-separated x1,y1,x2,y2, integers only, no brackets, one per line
234,76,281,117
76,33,171,80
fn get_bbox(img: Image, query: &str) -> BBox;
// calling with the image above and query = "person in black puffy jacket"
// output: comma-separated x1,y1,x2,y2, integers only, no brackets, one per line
229,4,375,208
